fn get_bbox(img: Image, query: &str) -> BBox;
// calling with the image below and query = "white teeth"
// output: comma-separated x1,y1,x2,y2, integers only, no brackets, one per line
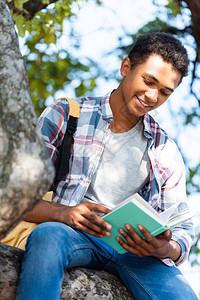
141,101,148,107
138,97,149,107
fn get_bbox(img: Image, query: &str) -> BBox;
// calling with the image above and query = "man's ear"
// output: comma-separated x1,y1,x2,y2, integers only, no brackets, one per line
120,57,131,77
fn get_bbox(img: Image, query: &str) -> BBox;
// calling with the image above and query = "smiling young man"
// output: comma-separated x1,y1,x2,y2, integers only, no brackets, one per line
17,32,197,299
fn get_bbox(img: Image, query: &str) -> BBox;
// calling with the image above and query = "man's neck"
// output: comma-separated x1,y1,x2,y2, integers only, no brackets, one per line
109,88,140,133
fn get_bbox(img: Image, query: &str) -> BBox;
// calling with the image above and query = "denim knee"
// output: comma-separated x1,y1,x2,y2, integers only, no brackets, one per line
26,222,72,259
28,222,65,244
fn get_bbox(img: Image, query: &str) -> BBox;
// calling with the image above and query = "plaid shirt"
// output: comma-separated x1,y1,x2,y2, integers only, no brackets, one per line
37,91,194,267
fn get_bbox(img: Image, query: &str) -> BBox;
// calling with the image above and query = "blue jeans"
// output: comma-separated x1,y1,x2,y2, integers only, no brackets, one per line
17,222,197,300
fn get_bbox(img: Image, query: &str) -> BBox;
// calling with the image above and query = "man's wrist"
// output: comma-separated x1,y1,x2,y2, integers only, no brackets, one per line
168,240,181,262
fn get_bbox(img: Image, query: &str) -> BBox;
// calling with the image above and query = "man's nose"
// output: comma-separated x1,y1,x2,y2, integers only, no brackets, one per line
145,88,158,103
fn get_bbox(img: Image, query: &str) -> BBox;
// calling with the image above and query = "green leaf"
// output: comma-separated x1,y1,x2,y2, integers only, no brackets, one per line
17,25,26,38
165,0,182,17
14,0,28,10
41,0,50,4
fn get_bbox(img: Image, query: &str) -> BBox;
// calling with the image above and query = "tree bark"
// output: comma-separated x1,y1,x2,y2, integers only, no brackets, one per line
0,0,54,239
184,0,200,50
0,243,134,300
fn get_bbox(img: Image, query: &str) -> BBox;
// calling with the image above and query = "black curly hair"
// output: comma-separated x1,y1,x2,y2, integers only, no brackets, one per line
128,32,189,81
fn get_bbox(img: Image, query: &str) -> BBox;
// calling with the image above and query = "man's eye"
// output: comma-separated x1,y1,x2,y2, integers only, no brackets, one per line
143,78,152,85
161,90,169,96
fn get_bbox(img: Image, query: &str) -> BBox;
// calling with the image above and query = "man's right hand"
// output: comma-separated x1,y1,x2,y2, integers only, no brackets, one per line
24,200,112,238
60,202,112,238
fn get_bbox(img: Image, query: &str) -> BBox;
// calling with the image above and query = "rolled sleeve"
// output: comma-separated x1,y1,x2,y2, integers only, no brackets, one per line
157,141,194,267
160,226,194,267
171,224,194,266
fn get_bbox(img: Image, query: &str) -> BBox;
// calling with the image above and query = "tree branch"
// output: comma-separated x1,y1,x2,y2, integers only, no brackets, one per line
183,0,200,51
190,50,200,106
6,0,59,20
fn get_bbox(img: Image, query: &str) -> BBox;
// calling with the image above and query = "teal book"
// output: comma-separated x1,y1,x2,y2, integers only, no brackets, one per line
101,193,192,254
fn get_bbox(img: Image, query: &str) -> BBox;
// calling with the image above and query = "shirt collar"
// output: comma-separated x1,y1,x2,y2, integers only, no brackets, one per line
143,114,154,139
101,91,113,122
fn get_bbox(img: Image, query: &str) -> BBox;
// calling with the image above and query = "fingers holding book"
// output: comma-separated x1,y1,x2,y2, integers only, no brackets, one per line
116,224,174,259
63,202,112,238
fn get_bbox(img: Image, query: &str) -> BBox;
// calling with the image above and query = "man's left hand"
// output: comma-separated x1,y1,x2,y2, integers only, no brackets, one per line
116,224,180,260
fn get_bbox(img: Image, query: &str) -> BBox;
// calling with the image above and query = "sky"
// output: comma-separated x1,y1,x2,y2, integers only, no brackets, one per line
19,0,200,295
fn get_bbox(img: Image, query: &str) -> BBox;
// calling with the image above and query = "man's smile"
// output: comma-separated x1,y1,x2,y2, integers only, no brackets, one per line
136,96,153,108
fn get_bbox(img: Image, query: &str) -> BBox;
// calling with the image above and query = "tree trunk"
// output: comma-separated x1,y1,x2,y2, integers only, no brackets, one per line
0,0,54,239
184,0,200,50
0,243,134,300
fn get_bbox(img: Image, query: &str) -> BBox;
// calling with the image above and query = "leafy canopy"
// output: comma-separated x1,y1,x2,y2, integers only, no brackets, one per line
8,0,100,116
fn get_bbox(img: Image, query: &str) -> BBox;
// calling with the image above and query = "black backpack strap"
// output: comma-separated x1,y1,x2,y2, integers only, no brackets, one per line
50,98,79,191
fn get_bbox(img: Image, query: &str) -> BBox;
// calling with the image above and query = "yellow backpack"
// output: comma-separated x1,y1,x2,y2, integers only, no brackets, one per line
1,98,79,250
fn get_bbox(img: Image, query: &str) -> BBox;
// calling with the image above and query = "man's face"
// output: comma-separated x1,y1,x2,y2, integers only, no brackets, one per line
119,54,182,120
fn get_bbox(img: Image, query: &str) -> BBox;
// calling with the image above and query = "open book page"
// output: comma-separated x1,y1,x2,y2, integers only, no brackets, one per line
167,209,193,228
159,201,182,224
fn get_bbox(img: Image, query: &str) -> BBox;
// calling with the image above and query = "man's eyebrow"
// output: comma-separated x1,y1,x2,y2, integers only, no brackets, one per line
145,73,174,92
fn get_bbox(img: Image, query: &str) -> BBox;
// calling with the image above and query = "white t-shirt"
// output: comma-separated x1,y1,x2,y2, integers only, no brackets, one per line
84,118,150,209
